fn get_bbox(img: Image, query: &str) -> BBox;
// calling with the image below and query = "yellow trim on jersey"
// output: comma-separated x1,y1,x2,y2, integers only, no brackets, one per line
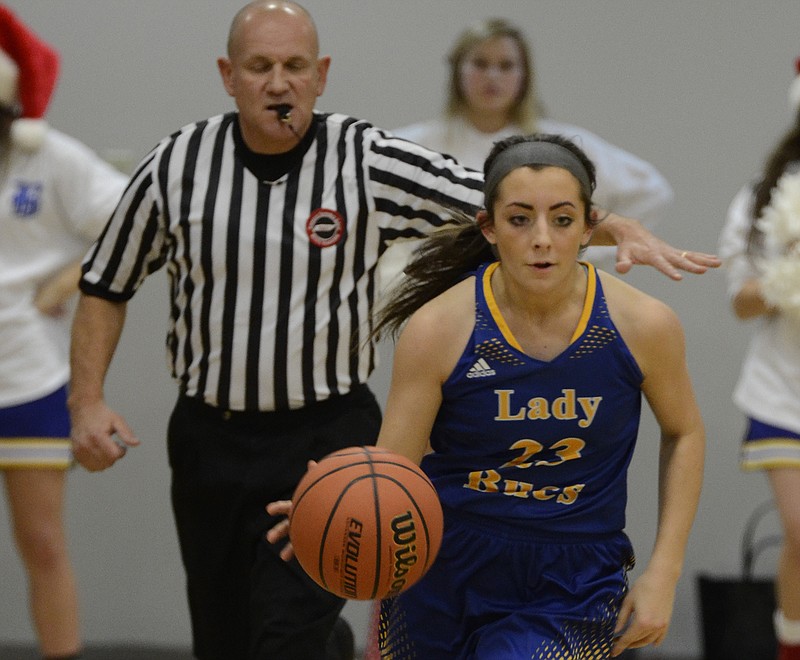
571,262,595,343
483,262,522,351
482,261,596,353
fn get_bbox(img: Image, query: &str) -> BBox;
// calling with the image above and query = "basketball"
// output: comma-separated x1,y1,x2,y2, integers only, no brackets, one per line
289,446,443,600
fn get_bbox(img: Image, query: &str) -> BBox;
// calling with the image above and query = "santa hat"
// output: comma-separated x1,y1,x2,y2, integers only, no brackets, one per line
790,56,800,115
0,5,59,151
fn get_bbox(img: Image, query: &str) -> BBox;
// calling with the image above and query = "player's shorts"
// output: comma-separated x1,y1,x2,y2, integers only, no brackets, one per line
379,507,634,659
741,417,800,471
0,385,72,469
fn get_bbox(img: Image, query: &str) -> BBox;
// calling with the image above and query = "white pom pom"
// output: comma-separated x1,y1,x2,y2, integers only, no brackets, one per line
10,118,47,151
760,256,800,322
758,170,800,250
759,169,800,324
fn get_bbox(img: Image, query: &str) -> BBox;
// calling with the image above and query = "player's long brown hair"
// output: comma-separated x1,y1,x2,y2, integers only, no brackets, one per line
747,108,800,255
372,133,597,341
372,212,494,341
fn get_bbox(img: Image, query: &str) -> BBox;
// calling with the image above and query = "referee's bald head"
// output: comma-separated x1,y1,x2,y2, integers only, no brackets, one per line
227,2,319,59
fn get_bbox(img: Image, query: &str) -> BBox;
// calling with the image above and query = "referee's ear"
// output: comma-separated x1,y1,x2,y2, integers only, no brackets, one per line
315,55,331,97
218,57,235,98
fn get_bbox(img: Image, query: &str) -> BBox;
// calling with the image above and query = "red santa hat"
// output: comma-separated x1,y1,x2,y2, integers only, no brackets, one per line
790,56,800,115
0,5,59,151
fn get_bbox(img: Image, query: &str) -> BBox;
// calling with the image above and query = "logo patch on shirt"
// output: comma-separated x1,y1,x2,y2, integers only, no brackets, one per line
12,181,43,218
306,208,345,248
466,358,496,379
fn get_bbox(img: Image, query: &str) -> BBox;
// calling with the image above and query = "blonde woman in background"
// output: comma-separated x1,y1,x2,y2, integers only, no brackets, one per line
381,18,674,287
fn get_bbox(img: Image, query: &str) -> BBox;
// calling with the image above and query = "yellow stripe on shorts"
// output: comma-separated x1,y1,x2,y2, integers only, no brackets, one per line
741,437,800,471
0,438,73,469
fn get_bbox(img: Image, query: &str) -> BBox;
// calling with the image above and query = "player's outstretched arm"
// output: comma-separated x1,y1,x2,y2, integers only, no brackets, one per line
591,211,721,281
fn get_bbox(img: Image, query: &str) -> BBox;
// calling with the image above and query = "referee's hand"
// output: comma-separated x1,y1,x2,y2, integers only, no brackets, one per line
69,399,139,472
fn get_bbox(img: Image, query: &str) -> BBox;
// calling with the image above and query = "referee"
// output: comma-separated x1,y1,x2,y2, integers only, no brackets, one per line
67,2,718,659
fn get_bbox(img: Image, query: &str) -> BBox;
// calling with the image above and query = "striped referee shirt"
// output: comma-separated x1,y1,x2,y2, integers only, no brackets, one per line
81,111,484,411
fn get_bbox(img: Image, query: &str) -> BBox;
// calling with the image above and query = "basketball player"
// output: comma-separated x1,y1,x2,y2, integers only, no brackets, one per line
270,133,705,658
69,2,713,658
373,134,705,658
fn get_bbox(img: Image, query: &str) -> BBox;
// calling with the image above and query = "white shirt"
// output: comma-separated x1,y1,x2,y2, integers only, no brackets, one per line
0,128,128,406
379,115,674,285
718,184,800,434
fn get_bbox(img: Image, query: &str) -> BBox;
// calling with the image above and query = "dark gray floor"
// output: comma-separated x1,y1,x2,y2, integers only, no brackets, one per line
0,645,694,659
0,647,194,659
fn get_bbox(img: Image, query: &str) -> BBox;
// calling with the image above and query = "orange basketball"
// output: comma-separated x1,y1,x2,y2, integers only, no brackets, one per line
289,446,443,600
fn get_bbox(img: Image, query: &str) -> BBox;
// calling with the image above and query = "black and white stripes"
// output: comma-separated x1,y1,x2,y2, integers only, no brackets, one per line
81,112,484,411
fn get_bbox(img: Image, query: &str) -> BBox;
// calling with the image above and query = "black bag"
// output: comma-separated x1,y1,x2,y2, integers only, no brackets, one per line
696,500,781,660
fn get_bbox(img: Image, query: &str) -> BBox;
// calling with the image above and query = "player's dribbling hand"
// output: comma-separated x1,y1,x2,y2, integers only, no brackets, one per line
265,499,295,561
265,460,318,561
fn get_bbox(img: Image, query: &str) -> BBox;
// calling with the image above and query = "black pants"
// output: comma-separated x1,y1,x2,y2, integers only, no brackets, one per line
167,386,382,660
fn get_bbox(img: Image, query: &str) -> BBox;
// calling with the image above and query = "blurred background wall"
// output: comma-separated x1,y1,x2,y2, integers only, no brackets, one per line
1,1,798,656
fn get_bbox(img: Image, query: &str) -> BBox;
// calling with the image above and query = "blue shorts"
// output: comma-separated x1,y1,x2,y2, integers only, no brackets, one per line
379,509,634,659
741,417,800,471
0,386,72,469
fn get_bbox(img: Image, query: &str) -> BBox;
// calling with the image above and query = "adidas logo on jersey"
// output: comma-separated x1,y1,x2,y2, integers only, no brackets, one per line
466,358,496,379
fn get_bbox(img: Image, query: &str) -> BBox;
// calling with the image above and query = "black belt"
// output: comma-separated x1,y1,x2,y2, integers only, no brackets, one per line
175,383,374,430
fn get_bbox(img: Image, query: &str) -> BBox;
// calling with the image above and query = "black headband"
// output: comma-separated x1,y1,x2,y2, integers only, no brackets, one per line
484,141,594,202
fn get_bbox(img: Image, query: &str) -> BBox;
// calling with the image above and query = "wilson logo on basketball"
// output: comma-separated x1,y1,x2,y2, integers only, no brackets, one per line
342,518,363,599
386,511,419,598
288,446,443,600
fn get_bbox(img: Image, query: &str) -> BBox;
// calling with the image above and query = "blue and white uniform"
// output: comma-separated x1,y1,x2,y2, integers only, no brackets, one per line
0,128,126,468
381,261,642,659
719,181,800,469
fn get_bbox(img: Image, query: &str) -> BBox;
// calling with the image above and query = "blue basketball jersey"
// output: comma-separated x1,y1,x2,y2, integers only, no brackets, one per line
421,261,643,536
